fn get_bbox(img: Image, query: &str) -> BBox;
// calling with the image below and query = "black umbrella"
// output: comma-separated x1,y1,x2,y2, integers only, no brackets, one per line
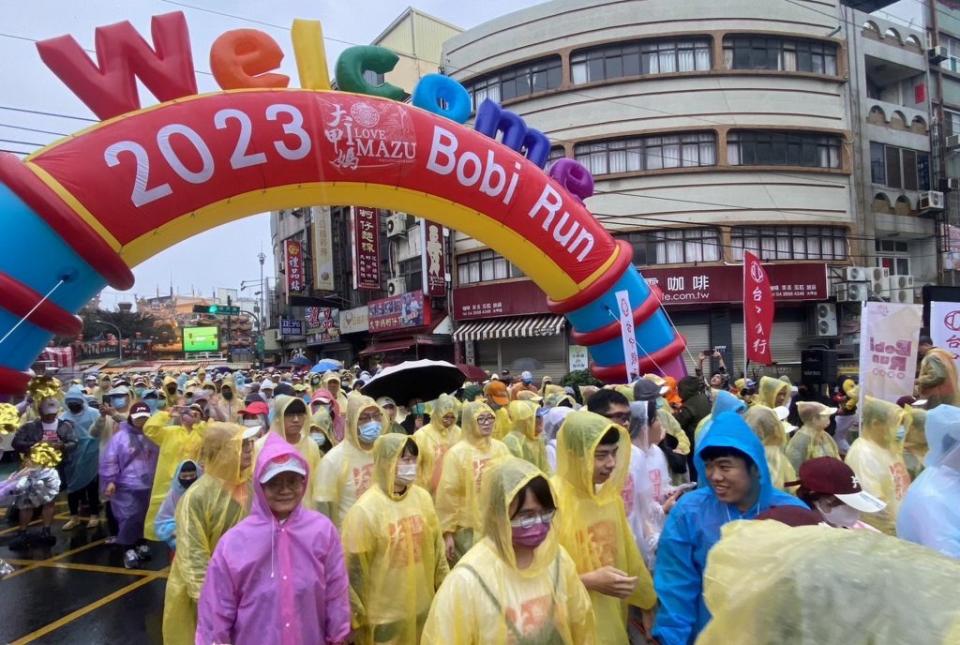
360,359,465,403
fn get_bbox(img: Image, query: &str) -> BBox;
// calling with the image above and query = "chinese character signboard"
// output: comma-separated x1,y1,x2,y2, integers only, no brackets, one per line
743,251,774,365
312,207,335,291
643,263,827,305
454,280,551,320
931,301,960,373
858,302,921,404
305,307,340,344
568,345,589,372
944,225,960,271
353,207,381,290
421,220,447,297
284,239,304,296
368,290,428,333
280,318,305,337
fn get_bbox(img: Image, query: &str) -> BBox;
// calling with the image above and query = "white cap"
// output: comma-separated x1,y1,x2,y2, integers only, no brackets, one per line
259,455,307,484
261,378,276,390
836,489,887,514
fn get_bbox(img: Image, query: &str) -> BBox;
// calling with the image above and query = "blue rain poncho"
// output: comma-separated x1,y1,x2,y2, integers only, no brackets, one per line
155,459,203,549
652,411,806,645
61,384,102,493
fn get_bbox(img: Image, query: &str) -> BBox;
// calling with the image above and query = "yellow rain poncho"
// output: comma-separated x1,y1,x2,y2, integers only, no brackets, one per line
698,520,960,645
309,406,336,456
503,400,550,473
917,348,960,409
163,422,253,645
785,401,840,473
412,394,462,495
341,434,448,644
757,376,790,409
744,406,797,492
255,395,321,507
321,371,350,411
143,410,207,541
902,406,928,480
313,395,379,528
845,396,911,535
552,411,656,644
161,375,181,408
435,401,511,560
493,405,511,441
423,458,596,644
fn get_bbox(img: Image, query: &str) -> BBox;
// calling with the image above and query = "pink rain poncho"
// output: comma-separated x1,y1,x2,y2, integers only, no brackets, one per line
196,433,351,645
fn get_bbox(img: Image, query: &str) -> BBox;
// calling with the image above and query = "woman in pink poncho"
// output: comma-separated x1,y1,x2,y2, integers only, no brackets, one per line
196,432,351,645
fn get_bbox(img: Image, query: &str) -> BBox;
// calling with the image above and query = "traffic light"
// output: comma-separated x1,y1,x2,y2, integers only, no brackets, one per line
193,305,240,315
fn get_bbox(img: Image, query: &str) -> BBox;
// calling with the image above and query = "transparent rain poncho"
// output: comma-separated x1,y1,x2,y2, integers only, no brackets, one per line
412,394,462,496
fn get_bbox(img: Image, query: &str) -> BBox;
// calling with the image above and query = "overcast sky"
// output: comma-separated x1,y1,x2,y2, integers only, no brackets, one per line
0,0,925,308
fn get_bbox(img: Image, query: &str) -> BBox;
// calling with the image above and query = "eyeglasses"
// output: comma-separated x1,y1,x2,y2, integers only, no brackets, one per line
603,412,631,425
510,510,555,529
358,412,382,423
475,415,496,425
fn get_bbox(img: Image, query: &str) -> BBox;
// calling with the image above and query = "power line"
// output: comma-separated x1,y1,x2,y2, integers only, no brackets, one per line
0,137,48,147
0,123,68,137
0,104,97,123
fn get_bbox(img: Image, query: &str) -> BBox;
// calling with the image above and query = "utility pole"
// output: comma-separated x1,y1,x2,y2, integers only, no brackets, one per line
226,294,232,362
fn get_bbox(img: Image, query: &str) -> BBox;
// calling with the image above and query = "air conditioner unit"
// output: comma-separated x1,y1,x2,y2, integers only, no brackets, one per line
947,135,960,150
385,213,407,238
268,329,282,342
943,177,960,192
885,274,914,290
844,266,867,282
834,283,847,301
838,282,868,302
386,277,406,296
930,45,950,64
870,267,889,283
888,289,914,304
812,302,838,337
919,190,946,212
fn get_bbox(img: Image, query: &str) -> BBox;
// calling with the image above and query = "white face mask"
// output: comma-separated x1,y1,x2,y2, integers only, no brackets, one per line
242,419,262,429
817,500,860,528
395,463,417,486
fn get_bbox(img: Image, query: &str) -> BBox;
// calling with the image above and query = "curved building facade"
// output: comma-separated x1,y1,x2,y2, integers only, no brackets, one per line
443,0,909,379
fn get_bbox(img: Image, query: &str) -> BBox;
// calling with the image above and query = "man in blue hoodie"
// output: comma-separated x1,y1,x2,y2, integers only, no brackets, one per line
652,411,806,645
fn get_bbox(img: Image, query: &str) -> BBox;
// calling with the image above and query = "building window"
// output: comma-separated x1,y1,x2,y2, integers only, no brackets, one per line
571,38,711,84
723,36,838,75
456,249,523,285
465,56,563,110
941,33,960,73
945,110,960,137
875,240,911,275
730,226,847,261
869,142,930,190
574,132,716,176
618,228,721,265
728,131,841,168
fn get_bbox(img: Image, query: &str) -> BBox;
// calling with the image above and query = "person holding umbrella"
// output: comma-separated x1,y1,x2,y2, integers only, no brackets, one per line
435,400,511,563
413,394,462,496
314,395,383,528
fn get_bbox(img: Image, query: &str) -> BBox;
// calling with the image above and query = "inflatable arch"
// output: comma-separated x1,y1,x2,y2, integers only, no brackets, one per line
0,13,686,394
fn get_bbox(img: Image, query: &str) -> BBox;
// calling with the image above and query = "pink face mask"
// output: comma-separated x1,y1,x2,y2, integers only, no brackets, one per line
511,521,551,548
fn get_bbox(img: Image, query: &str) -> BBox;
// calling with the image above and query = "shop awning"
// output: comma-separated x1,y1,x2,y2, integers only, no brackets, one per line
452,315,566,342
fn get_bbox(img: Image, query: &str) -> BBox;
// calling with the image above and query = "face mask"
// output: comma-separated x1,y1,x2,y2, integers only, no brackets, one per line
412,403,425,416
358,420,382,443
178,475,197,490
817,501,859,528
222,390,233,401
145,399,159,413
243,419,262,429
310,431,329,448
511,521,551,548
395,463,417,485
67,402,84,413
112,396,128,409
896,425,907,442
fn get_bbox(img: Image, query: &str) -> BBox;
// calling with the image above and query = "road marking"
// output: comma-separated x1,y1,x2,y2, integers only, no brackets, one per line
10,574,161,644
6,560,164,577
0,537,107,580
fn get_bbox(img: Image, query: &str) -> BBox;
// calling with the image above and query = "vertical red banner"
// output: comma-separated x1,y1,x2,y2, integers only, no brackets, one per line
285,239,304,296
420,220,447,297
744,251,774,365
353,207,381,290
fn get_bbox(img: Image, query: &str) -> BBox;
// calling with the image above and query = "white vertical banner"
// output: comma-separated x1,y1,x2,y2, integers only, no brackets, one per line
312,207,335,291
858,302,922,404
615,290,641,383
930,301,960,372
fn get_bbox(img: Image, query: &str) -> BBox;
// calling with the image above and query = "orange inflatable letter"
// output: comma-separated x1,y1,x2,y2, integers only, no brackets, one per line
210,29,289,90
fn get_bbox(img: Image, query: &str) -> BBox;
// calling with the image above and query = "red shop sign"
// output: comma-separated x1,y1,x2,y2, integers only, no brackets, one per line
453,280,551,320
643,263,827,306
353,206,381,290
368,290,430,332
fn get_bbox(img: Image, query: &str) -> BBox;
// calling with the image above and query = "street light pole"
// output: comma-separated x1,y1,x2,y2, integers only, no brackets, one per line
95,319,123,362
